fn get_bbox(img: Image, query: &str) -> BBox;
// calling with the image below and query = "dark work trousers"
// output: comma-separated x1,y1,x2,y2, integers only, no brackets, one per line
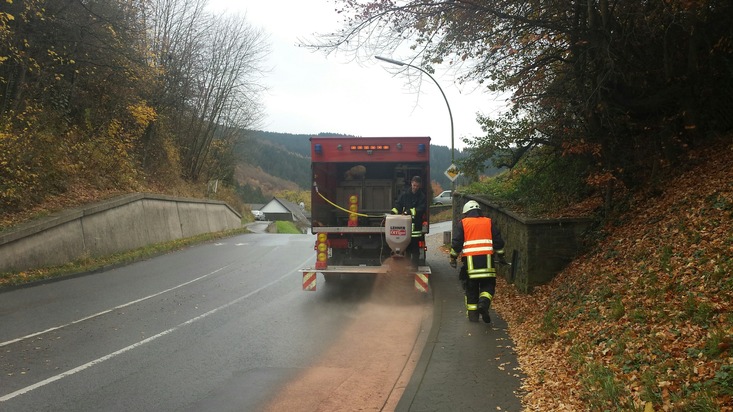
407,235,423,267
462,261,497,312
465,276,496,305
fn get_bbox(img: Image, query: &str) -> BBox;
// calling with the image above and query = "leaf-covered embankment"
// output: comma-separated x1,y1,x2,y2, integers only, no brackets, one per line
495,140,733,411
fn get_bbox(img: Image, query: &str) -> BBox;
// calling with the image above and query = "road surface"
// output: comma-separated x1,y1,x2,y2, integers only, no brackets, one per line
0,226,436,411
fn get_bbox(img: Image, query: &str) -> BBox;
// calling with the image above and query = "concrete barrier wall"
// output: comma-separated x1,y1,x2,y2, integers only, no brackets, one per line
0,193,242,273
143,198,184,243
177,202,211,238
205,202,242,232
452,194,595,293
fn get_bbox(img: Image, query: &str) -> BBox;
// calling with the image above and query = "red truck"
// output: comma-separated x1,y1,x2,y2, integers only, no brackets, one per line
300,136,432,292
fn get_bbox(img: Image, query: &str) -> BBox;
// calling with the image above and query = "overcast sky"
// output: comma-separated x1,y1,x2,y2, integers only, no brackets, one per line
207,0,509,150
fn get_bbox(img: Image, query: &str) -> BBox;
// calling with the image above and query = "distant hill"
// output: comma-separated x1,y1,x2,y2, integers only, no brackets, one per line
234,131,311,188
235,130,500,197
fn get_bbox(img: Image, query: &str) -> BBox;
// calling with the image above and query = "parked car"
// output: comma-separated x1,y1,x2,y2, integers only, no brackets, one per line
432,190,452,205
251,210,266,221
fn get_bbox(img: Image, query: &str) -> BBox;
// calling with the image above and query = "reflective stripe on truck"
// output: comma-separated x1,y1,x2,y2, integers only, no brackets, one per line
300,266,432,293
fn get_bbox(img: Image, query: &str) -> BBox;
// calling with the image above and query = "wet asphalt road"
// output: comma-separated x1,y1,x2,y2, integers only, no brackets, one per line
0,231,362,411
0,221,523,411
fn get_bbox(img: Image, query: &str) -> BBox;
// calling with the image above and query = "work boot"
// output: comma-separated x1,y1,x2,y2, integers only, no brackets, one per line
478,297,491,323
467,311,479,322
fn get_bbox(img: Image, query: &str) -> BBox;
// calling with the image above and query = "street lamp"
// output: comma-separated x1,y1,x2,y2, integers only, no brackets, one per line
375,55,457,224
374,56,455,165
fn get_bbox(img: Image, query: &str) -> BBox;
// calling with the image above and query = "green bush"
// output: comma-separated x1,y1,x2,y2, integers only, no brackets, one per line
462,147,591,217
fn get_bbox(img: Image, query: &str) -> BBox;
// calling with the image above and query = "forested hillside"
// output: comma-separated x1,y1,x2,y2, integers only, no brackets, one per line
236,131,311,189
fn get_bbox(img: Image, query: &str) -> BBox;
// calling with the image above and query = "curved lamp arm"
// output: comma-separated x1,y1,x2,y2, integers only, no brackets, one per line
375,56,455,164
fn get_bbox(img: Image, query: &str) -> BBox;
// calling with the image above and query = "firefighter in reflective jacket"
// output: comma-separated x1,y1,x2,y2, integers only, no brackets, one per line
450,200,505,323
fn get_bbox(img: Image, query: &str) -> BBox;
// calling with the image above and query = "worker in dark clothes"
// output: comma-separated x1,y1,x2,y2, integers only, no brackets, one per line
392,176,427,267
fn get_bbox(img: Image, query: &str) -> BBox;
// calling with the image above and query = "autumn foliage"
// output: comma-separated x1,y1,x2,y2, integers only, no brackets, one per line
0,0,267,218
494,139,733,411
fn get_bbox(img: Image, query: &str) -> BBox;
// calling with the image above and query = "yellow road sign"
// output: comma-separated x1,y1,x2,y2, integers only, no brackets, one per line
444,164,460,182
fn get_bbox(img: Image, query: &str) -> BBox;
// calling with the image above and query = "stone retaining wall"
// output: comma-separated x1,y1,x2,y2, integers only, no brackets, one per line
452,194,595,293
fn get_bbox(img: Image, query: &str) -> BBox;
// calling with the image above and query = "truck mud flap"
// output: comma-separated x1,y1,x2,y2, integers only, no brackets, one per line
300,266,431,293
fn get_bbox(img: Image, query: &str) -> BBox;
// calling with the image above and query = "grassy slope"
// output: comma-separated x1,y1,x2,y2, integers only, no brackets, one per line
494,141,733,411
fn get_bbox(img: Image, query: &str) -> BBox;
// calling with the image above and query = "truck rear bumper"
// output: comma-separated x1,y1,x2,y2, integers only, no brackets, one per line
299,265,431,293
299,265,431,274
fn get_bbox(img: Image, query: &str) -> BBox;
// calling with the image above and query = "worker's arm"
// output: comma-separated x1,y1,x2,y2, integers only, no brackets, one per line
414,191,427,218
392,192,403,214
492,225,505,251
450,220,464,258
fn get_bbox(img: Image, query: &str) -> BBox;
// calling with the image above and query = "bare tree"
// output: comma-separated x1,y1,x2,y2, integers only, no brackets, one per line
180,13,268,181
140,0,269,181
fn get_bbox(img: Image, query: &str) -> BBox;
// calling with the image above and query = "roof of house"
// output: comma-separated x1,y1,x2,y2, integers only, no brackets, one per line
274,197,309,224
260,197,309,225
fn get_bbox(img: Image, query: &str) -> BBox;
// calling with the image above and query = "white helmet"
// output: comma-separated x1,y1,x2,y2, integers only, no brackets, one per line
462,200,481,214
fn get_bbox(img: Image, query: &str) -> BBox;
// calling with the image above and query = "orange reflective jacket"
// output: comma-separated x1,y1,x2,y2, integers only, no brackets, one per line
461,217,494,256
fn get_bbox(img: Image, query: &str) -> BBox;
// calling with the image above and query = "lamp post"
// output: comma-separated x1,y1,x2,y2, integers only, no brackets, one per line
375,56,455,165
375,55,457,223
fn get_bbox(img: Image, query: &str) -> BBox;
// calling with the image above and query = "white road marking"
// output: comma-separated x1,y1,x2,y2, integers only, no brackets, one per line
0,255,314,402
0,266,231,348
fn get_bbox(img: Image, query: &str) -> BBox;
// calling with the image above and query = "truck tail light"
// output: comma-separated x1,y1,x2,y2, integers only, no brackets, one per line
348,194,359,227
315,233,328,269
